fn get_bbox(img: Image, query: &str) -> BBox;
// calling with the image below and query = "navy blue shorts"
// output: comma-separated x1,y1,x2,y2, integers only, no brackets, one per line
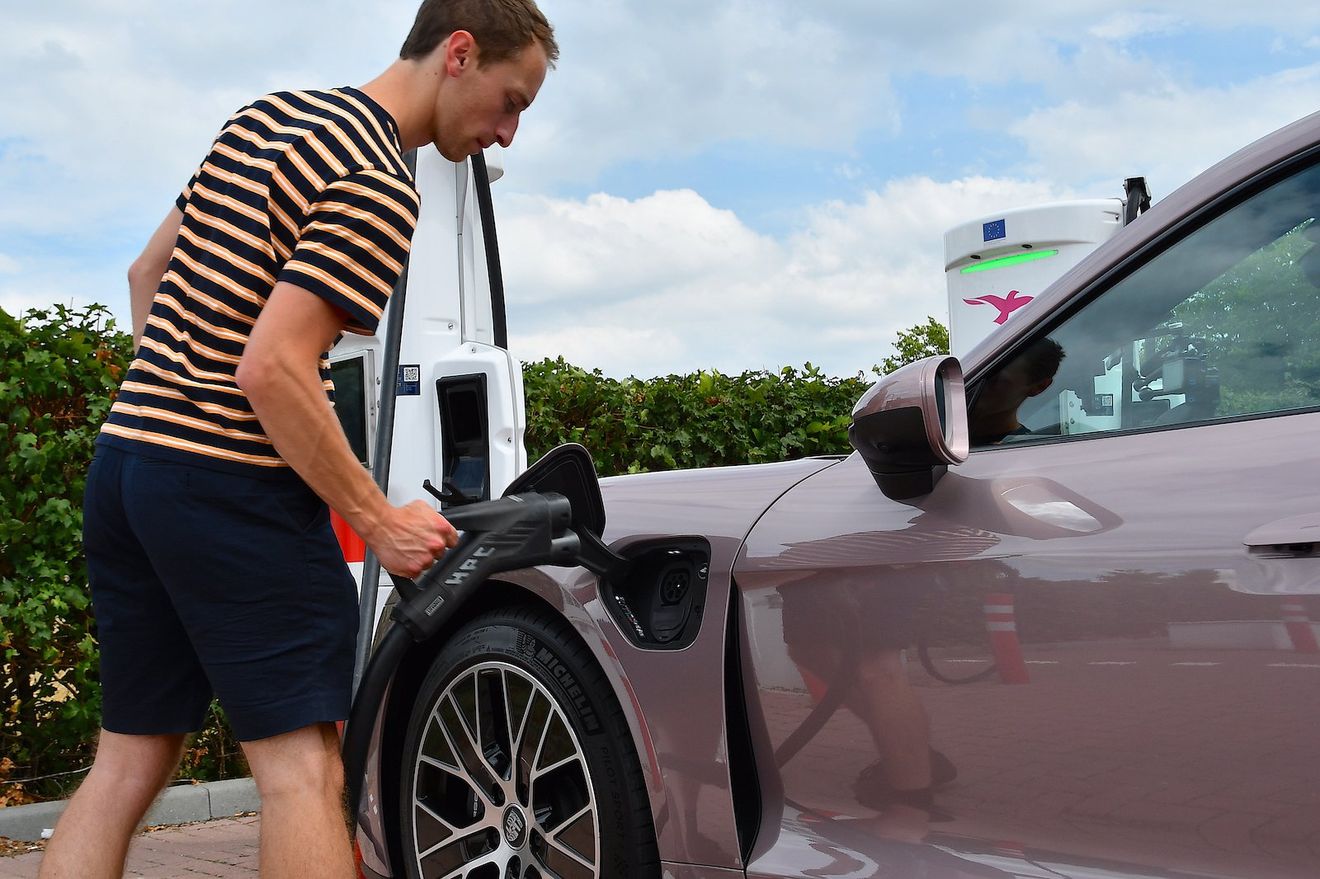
83,445,359,741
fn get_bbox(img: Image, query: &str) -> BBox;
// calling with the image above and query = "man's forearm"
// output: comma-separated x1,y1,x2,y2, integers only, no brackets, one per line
128,268,163,350
237,282,457,578
128,208,186,350
243,357,389,541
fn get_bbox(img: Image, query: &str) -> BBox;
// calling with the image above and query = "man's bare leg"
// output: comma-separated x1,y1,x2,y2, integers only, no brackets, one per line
854,650,932,791
38,730,187,879
242,722,354,879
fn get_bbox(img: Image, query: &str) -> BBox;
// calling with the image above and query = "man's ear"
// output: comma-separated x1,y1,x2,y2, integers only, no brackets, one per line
445,30,477,76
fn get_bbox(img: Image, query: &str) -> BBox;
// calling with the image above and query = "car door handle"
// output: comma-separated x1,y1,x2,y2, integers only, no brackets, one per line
1245,514,1320,558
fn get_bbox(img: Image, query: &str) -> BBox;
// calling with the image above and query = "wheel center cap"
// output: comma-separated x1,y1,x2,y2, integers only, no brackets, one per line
502,805,528,848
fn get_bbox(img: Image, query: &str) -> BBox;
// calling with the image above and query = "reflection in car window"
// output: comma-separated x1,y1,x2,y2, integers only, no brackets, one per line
970,160,1320,448
968,337,1066,445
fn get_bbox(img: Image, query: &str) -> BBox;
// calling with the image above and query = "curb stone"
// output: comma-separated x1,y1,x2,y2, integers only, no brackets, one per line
0,778,259,842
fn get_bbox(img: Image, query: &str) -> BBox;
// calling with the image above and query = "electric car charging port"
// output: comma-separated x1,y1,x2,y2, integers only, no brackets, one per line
602,538,711,650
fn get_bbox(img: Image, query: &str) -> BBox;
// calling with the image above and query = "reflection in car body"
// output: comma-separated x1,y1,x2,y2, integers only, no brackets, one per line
357,111,1320,878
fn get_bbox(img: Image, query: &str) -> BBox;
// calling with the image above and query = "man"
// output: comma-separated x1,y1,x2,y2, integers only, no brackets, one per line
39,2,557,877
968,337,1065,445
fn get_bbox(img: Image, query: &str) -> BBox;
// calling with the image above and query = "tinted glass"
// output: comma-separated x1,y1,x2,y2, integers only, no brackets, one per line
330,356,370,465
970,161,1320,448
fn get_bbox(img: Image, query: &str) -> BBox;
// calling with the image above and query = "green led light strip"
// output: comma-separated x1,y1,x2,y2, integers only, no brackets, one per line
960,249,1060,274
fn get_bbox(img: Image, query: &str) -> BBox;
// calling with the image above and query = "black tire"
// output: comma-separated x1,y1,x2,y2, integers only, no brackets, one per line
398,606,659,879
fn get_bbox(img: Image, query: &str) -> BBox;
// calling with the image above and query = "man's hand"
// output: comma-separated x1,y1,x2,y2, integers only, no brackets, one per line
365,501,460,579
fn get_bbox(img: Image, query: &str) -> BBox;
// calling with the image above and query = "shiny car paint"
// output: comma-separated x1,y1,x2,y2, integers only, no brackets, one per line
357,457,837,874
728,112,1320,878
737,424,1320,878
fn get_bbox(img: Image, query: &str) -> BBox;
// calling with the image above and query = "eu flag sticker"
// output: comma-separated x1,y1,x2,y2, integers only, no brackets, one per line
983,219,1006,242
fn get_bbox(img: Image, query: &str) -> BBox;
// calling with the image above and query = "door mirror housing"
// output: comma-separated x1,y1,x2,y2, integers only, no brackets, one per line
849,355,969,500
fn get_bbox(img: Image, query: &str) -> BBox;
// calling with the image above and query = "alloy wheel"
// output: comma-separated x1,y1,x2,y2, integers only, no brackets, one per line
408,660,600,879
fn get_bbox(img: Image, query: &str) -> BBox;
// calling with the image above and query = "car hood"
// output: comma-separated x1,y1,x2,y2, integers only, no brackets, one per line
597,455,843,547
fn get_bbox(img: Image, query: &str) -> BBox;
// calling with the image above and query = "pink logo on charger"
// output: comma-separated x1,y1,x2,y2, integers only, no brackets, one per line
964,290,1034,325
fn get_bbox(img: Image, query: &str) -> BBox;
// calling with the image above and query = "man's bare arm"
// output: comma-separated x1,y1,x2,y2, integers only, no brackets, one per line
127,207,184,350
236,282,458,577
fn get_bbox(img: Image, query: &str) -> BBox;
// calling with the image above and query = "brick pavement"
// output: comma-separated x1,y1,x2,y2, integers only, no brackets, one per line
0,816,258,879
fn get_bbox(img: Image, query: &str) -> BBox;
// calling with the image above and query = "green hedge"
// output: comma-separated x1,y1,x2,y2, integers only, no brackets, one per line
1,306,131,803
523,357,868,472
1,304,892,803
0,307,248,803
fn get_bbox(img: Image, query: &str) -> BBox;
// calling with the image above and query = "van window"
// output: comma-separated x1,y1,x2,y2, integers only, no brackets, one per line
330,353,372,466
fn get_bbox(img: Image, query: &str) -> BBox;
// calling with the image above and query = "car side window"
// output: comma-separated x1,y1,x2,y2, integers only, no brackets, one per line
969,160,1320,448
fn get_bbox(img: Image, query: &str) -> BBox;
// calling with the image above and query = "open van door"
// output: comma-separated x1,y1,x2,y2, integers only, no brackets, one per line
328,146,526,636
376,147,525,508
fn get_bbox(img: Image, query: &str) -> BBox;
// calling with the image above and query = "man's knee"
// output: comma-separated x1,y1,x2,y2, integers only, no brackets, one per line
86,731,186,799
854,649,910,688
251,753,344,803
243,723,344,801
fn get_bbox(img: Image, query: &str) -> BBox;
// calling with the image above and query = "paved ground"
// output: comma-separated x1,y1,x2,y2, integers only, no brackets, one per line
0,817,259,878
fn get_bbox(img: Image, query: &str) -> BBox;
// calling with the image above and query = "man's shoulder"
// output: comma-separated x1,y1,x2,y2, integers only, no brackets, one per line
236,89,413,188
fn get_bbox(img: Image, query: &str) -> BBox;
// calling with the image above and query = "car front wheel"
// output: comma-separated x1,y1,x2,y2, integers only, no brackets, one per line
398,606,659,879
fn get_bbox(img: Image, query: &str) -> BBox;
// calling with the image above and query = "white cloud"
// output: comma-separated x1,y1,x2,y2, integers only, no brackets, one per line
4,1,1317,211
1088,12,1184,41
500,189,777,303
0,254,19,274
473,0,1320,186
4,0,1319,379
510,325,688,378
1010,63,1320,194
0,286,101,321
501,176,1074,377
513,0,898,187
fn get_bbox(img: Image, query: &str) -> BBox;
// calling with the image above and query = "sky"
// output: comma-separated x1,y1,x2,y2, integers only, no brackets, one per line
2,2,1318,378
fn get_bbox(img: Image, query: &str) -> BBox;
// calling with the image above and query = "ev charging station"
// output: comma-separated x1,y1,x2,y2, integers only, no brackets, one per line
325,146,627,855
325,145,529,686
944,178,1151,358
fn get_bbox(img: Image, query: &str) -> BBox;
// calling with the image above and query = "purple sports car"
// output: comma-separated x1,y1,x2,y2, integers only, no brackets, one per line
352,109,1320,879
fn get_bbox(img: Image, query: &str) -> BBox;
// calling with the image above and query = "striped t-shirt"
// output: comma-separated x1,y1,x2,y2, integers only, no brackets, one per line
98,87,419,477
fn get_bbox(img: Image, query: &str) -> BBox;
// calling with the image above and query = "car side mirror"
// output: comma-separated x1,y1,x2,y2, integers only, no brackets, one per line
849,355,969,500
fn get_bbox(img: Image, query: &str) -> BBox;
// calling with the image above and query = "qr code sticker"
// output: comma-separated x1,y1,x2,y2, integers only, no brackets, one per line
403,366,421,383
